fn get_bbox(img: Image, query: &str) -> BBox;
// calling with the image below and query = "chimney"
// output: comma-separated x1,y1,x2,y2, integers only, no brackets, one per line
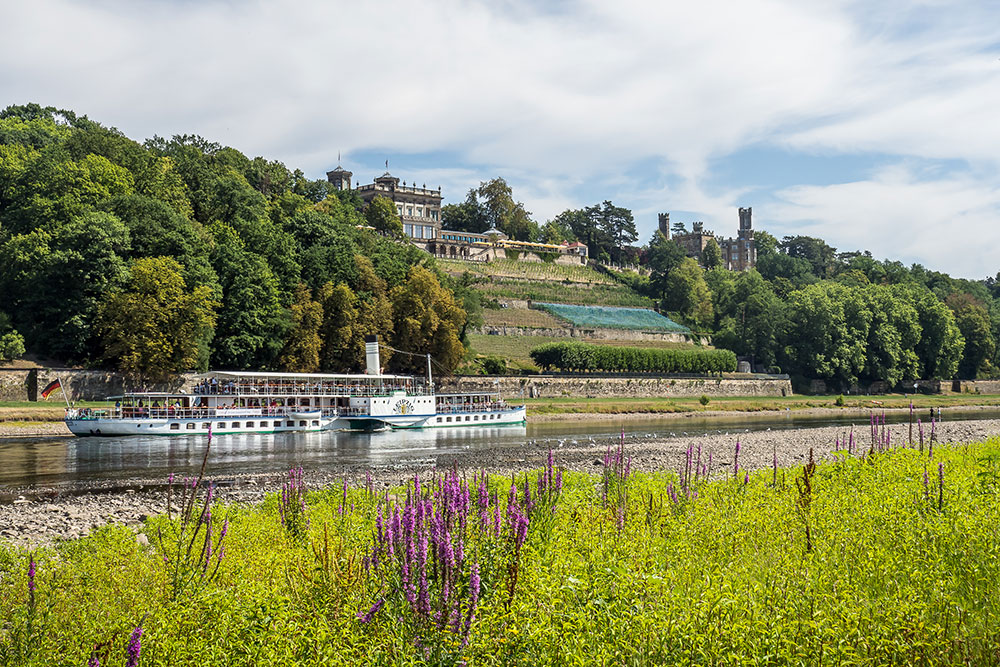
365,335,381,375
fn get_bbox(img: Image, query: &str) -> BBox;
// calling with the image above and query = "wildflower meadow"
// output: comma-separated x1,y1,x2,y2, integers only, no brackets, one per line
1,430,999,665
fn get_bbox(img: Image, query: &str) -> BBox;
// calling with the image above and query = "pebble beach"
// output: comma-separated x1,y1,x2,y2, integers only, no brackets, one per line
2,417,999,548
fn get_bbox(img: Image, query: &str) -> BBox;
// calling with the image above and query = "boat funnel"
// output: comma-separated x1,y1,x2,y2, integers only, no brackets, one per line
365,335,381,375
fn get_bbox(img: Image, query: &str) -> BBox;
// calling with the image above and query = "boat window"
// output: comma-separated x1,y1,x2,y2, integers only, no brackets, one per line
186,423,195,430
232,422,240,428
312,420,319,426
446,417,452,423
246,421,254,428
217,422,225,429
202,423,210,429
170,423,180,430
273,421,281,427
465,416,470,422
299,421,306,427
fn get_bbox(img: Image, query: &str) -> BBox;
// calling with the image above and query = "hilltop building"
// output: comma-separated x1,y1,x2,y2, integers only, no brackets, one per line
657,207,756,271
328,163,587,264
329,168,443,242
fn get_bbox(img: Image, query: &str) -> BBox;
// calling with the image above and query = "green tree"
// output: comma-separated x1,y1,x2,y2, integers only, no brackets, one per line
663,258,713,328
948,296,994,378
477,177,537,241
277,284,323,372
646,231,687,297
389,266,466,375
441,195,489,234
364,195,403,237
702,238,723,269
911,287,963,379
317,282,360,372
780,235,838,279
98,257,217,380
708,269,785,368
208,223,289,369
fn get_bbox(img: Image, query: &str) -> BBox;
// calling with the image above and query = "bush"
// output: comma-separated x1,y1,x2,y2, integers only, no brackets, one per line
529,341,737,374
0,331,26,362
479,355,508,376
699,394,710,406
835,394,845,407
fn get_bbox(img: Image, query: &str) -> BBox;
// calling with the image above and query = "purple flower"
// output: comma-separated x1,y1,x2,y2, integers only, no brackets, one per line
358,597,385,623
88,658,100,667
27,554,36,609
125,625,142,667
733,440,741,479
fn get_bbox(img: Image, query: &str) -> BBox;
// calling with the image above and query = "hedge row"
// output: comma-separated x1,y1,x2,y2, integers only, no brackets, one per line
529,342,737,374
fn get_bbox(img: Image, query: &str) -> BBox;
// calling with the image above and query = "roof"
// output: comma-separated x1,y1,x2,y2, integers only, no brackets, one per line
201,371,418,381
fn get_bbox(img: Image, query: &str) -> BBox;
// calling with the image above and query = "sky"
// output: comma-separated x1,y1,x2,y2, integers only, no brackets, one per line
2,0,999,278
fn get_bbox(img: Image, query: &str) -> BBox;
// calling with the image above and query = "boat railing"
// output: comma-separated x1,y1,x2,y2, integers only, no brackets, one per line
70,406,329,421
191,382,432,397
435,402,509,414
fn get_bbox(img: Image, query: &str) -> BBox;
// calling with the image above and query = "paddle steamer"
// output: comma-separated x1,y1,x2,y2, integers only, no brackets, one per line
64,338,526,437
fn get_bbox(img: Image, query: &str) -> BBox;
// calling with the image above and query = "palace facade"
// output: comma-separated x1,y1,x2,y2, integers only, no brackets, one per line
658,207,756,271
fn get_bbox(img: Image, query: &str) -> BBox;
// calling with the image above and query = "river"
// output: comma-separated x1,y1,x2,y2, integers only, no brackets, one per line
3,407,999,492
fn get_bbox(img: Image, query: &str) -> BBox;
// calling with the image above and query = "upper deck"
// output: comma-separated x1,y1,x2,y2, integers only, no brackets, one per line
189,371,432,398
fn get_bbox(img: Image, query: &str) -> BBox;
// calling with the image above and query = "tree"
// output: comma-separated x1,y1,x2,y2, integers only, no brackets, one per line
389,266,466,375
208,223,289,369
671,221,687,236
951,300,993,378
559,208,606,259
646,231,687,297
911,287,963,379
590,200,636,264
277,284,323,372
708,269,785,368
702,238,722,269
754,230,778,257
780,235,838,279
364,195,403,237
476,177,537,241
663,258,713,328
97,257,217,380
317,282,360,372
440,195,489,234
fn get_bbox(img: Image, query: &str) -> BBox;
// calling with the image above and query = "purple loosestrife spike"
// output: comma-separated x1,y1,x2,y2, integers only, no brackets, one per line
27,554,36,607
358,598,385,623
733,440,741,479
744,470,749,485
923,466,929,502
555,468,563,493
125,625,143,667
928,437,933,459
938,462,945,510
88,658,100,667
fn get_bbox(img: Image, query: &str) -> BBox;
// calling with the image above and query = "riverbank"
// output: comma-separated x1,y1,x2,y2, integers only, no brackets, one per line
3,417,999,548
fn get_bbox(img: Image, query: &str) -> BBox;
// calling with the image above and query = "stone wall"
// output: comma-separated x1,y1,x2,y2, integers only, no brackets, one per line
955,380,1000,394
437,375,792,399
0,369,195,402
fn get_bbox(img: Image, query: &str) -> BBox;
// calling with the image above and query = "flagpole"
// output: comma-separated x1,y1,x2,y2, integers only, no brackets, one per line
59,376,70,409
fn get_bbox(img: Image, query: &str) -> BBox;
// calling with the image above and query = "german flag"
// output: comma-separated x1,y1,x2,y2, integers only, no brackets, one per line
40,379,61,399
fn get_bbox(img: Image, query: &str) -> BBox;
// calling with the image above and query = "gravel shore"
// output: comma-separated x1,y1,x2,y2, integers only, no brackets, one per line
2,418,999,548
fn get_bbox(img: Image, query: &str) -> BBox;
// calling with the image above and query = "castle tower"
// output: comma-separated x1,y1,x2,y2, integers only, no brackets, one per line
326,165,353,190
738,207,752,236
658,212,670,238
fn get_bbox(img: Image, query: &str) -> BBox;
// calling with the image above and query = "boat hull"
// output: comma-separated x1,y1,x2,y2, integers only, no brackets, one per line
66,414,336,437
345,406,527,430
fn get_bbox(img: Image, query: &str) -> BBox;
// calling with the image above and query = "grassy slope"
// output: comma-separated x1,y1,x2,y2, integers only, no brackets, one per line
468,333,701,369
2,440,998,663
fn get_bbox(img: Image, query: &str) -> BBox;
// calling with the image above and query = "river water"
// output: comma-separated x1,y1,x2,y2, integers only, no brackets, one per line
3,408,999,492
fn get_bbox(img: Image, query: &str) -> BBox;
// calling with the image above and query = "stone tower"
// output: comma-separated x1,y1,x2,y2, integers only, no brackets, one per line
326,165,353,190
658,212,670,238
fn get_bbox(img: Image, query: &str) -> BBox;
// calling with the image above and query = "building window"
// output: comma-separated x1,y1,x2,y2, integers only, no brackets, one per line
404,224,413,237
407,206,413,216
431,210,438,221
396,205,403,216
416,206,423,217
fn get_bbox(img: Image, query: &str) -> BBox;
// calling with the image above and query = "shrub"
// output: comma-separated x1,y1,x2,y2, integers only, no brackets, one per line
479,356,508,376
699,394,710,406
835,394,845,407
529,341,737,374
0,331,25,362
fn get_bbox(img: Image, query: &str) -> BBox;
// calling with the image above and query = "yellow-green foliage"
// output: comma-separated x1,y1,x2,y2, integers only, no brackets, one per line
2,441,1000,665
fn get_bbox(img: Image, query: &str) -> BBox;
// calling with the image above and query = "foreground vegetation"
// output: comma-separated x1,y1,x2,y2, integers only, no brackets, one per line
2,434,999,664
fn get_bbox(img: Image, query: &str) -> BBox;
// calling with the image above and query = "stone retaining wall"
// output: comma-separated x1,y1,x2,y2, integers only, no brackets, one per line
0,369,193,402
955,380,1000,394
437,375,792,399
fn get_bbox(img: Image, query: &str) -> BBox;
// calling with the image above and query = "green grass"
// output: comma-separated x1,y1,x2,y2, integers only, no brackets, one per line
481,308,567,329
439,258,616,285
2,439,999,664
475,279,654,307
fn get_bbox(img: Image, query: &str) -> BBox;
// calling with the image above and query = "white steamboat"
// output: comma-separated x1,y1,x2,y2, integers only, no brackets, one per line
64,338,526,437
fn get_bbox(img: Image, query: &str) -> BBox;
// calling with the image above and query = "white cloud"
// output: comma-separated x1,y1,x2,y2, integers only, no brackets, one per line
768,164,1000,278
1,0,998,276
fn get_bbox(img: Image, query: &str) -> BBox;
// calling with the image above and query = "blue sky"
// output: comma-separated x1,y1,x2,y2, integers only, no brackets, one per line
3,0,999,277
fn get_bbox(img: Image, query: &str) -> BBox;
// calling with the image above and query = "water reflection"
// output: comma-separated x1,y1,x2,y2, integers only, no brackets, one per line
2,408,999,491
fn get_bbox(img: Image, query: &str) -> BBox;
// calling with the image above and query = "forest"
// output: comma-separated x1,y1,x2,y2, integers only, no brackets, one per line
0,104,475,379
2,103,998,388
